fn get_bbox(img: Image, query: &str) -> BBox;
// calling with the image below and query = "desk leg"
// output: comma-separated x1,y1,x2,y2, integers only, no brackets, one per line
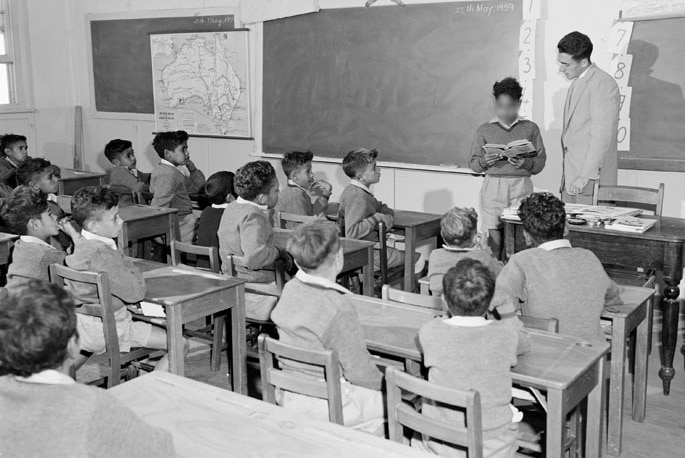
586,356,605,458
608,318,627,456
167,213,178,264
633,304,649,422
363,246,373,297
166,306,185,376
118,224,130,257
230,285,247,394
659,283,681,395
403,227,416,292
546,389,565,458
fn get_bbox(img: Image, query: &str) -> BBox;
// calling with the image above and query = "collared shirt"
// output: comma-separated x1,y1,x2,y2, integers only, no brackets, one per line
577,64,592,79
443,244,477,252
129,167,139,178
19,235,54,248
159,159,190,177
350,179,373,194
444,315,492,327
489,116,522,130
47,193,58,203
17,369,75,385
211,203,229,209
287,179,310,193
81,229,117,251
5,157,20,168
295,269,351,295
236,196,268,211
538,239,572,251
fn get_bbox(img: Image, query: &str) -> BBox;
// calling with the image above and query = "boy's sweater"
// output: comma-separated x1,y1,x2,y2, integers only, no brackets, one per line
339,182,393,241
491,241,622,341
428,248,503,296
109,166,150,193
469,119,546,176
271,275,383,390
0,374,174,457
6,238,66,289
419,316,530,432
0,155,28,187
217,199,281,282
150,162,194,216
181,165,206,194
276,182,328,225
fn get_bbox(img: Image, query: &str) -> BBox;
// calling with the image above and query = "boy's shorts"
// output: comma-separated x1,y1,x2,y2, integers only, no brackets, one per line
480,175,533,230
76,308,152,354
178,213,199,244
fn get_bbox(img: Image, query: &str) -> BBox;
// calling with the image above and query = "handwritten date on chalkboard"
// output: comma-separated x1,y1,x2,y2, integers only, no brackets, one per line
455,2,516,15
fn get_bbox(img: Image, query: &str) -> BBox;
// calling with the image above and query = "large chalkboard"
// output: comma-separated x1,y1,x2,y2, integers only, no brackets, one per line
262,1,522,167
90,14,234,114
622,17,685,171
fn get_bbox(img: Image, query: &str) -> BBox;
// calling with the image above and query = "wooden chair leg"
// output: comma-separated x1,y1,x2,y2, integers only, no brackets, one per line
211,314,226,372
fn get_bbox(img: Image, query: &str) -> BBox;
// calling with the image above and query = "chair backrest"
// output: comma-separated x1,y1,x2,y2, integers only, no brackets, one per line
593,183,665,216
519,315,559,333
274,211,317,229
382,284,442,311
108,184,137,204
170,240,220,273
48,263,122,387
258,334,344,424
385,366,483,457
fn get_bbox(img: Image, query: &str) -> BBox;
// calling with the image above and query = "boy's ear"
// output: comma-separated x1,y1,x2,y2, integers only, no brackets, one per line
522,229,535,247
226,194,236,204
111,157,122,166
26,217,40,232
255,193,268,205
66,334,80,361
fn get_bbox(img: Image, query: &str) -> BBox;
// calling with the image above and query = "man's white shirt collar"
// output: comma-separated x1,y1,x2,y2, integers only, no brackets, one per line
538,239,572,251
489,117,522,129
295,269,351,295
81,229,118,251
444,315,491,327
236,196,268,211
19,235,54,248
17,369,74,385
351,179,373,194
577,64,592,79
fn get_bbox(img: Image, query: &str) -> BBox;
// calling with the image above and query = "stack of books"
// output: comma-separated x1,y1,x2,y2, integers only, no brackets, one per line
501,204,642,221
604,216,657,234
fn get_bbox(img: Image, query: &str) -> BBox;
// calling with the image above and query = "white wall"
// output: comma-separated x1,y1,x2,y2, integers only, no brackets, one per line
6,0,685,218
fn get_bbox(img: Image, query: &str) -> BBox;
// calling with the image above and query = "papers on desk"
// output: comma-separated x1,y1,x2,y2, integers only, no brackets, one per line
604,216,656,234
501,204,642,221
140,301,166,318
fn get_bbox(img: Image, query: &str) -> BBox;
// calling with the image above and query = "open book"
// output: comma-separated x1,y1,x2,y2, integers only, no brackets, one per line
483,139,537,159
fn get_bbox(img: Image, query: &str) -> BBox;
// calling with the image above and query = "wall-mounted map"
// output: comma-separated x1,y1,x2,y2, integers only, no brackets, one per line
150,30,251,138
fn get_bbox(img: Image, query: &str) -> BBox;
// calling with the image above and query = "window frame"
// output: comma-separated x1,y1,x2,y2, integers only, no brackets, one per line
0,0,34,113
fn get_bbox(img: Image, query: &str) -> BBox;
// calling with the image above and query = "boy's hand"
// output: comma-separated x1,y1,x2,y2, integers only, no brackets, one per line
310,180,333,198
508,157,526,169
483,152,502,167
58,217,81,242
185,159,197,172
376,213,394,230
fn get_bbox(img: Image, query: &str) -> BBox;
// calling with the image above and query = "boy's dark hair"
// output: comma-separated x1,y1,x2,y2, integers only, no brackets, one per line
493,77,523,101
342,148,378,179
71,186,119,227
442,258,495,317
234,161,277,200
104,139,133,163
16,158,53,186
152,130,189,158
282,151,314,178
0,281,77,377
0,186,49,235
1,134,27,152
204,171,237,205
287,219,340,272
517,192,566,242
557,31,593,62
441,207,478,248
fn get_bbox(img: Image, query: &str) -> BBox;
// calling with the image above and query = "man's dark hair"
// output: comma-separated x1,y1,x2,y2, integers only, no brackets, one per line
16,158,53,186
282,151,314,178
71,186,119,227
104,139,133,163
0,186,49,235
234,161,277,200
442,259,495,317
204,171,237,205
517,192,566,242
152,131,188,158
558,31,593,62
493,77,523,101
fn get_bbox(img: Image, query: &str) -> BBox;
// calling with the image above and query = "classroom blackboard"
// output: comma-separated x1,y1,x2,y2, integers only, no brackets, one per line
90,14,234,114
262,1,522,167
622,17,685,171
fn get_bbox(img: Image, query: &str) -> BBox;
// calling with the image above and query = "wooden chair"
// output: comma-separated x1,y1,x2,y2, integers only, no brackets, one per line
385,366,483,458
381,284,442,311
418,277,431,295
258,334,344,424
378,221,406,289
519,315,559,333
108,184,138,204
593,183,665,216
49,264,159,388
224,255,286,300
274,211,316,229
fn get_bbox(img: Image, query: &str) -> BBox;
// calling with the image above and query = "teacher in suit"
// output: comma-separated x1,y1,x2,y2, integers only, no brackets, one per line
558,31,620,204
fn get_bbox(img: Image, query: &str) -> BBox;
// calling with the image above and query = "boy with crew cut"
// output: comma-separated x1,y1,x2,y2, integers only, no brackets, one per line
276,150,332,227
105,139,151,194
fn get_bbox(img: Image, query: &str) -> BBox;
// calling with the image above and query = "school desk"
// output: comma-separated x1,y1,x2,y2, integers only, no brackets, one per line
502,215,685,396
117,204,178,259
390,210,442,291
350,295,610,458
110,372,430,458
131,261,247,394
603,286,654,456
272,228,375,296
58,168,106,195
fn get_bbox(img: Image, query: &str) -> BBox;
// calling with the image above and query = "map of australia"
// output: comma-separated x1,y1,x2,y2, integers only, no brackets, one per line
151,31,250,137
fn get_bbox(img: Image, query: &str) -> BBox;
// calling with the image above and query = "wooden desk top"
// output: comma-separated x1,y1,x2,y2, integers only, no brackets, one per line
273,228,375,253
141,265,245,306
118,204,178,221
392,210,442,228
351,295,610,391
110,372,430,458
59,168,106,180
602,286,654,319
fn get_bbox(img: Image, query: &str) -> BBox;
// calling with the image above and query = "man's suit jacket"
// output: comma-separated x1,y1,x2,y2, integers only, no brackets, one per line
561,64,620,193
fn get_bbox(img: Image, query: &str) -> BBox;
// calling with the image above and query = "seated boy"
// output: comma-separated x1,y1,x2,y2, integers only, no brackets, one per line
271,219,384,434
1,187,79,289
105,139,151,195
276,150,332,227
417,259,530,458
338,148,422,273
0,134,30,188
490,192,622,341
0,281,175,457
66,186,179,371
150,131,205,243
196,171,236,249
17,158,63,218
469,78,546,259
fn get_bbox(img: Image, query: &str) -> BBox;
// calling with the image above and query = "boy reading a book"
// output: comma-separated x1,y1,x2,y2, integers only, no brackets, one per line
490,192,622,341
469,78,547,259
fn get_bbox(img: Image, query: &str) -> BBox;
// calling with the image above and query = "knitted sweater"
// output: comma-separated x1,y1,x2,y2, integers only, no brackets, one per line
419,317,530,432
217,200,281,282
469,120,546,176
276,183,328,226
428,248,503,296
491,244,622,341
0,375,174,457
6,239,66,289
108,166,150,193
149,162,196,216
0,155,28,187
271,277,383,390
338,184,393,241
